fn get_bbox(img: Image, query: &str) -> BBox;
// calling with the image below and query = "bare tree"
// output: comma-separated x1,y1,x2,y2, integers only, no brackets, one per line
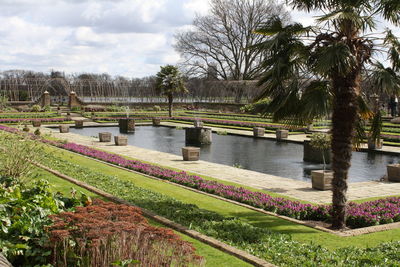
174,0,289,81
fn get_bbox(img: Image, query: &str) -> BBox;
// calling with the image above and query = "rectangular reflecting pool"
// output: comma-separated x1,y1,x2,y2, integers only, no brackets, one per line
68,126,400,183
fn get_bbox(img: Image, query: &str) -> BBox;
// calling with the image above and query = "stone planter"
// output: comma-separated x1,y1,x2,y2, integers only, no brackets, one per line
59,125,69,133
118,118,135,133
253,127,265,137
152,118,161,126
367,139,383,150
387,164,400,182
194,120,204,128
276,129,289,140
75,120,84,128
32,120,41,127
182,146,200,161
99,132,112,142
114,135,128,146
311,170,333,190
185,127,212,145
303,140,331,164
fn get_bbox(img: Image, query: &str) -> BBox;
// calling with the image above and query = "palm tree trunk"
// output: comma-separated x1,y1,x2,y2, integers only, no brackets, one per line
331,72,360,229
168,94,173,117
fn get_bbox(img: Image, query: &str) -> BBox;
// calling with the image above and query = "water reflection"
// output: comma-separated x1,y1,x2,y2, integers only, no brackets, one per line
69,126,400,183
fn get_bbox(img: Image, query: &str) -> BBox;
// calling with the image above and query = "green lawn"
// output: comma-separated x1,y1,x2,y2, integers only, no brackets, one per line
45,146,400,250
32,166,251,267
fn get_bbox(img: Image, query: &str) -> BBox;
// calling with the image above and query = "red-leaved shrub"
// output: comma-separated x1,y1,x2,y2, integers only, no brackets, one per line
47,199,204,267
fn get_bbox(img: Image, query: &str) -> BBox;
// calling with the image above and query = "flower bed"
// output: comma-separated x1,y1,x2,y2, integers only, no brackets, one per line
0,117,69,123
172,116,304,131
0,124,399,229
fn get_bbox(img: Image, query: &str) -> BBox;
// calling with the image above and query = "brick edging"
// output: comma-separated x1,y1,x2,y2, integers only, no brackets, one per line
34,162,275,267
53,146,400,237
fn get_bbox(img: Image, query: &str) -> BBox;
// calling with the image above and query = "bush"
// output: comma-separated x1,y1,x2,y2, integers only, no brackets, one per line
70,106,81,112
153,105,162,111
43,105,51,112
240,98,270,114
34,128,41,136
48,199,204,267
31,104,42,112
0,179,86,266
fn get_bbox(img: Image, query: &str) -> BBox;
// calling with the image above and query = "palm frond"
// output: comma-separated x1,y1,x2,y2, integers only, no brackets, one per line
377,0,400,26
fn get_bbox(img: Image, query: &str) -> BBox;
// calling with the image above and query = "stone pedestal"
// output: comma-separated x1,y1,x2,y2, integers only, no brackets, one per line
276,129,289,140
185,127,212,145
59,125,69,133
41,91,51,107
182,146,200,161
99,132,112,142
32,120,41,127
303,140,331,164
194,120,204,128
387,164,400,182
91,113,96,120
152,118,161,126
119,118,135,133
68,91,81,108
253,127,264,137
368,139,383,150
66,113,72,121
114,135,128,146
75,120,84,128
311,170,333,190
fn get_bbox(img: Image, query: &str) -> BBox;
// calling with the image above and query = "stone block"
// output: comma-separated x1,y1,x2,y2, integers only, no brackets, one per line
185,127,212,145
99,132,112,142
253,127,265,137
311,170,333,190
368,139,383,150
32,120,41,127
276,129,289,140
387,164,400,182
182,146,200,161
114,135,128,146
75,120,84,128
59,125,69,133
118,118,135,133
152,118,161,126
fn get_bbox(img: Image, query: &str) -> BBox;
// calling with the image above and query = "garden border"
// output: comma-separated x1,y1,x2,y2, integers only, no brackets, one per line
43,143,400,237
34,162,274,267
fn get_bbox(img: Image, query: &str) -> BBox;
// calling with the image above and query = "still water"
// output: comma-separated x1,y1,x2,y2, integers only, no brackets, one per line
69,126,400,183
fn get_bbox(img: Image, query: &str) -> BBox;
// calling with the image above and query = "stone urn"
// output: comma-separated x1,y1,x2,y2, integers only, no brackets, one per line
32,120,41,127
152,118,161,126
182,146,200,161
276,129,289,140
367,138,383,150
194,120,204,128
311,170,333,190
99,132,112,142
91,113,96,120
66,112,72,121
253,127,265,137
387,164,400,182
75,120,84,128
59,125,69,133
114,135,128,146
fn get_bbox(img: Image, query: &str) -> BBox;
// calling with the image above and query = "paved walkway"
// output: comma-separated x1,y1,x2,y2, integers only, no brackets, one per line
41,124,400,204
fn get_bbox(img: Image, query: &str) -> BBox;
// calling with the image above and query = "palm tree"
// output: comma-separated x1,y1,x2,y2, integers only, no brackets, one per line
155,65,187,117
253,0,400,229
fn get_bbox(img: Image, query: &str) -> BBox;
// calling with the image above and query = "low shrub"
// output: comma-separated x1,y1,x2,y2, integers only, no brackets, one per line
48,199,204,267
0,179,87,266
31,104,42,112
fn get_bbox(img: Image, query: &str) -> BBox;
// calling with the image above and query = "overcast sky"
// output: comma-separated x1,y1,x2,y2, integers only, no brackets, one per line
0,0,397,78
